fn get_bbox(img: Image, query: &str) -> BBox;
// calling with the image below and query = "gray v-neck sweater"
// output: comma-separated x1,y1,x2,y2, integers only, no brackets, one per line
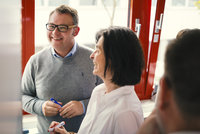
22,45,102,133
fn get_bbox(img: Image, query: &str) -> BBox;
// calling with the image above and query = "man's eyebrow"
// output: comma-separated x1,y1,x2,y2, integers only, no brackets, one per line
48,23,69,26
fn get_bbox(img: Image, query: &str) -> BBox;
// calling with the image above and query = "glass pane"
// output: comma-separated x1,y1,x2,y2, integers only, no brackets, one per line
152,0,157,7
0,0,19,5
48,0,69,6
80,0,97,5
154,0,200,85
188,0,198,7
0,0,22,133
35,0,44,6
149,0,158,41
172,0,186,6
102,0,120,6
35,0,128,52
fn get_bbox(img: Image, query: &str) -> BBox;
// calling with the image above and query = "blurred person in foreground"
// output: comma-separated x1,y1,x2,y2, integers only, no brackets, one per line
49,26,145,134
137,29,200,134
21,5,102,133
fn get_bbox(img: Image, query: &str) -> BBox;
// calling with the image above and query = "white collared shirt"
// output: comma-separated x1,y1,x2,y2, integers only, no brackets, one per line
51,42,77,58
78,83,144,134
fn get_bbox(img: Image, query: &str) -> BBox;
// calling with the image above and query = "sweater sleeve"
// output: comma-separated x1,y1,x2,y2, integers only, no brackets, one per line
21,56,45,116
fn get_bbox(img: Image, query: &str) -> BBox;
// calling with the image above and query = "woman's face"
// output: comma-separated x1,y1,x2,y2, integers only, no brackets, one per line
90,36,106,79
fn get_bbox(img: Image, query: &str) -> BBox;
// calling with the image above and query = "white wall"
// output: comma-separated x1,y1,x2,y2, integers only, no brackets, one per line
0,1,22,133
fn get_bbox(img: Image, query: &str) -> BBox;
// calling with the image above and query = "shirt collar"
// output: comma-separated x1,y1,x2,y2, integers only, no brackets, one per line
51,42,77,58
98,83,134,102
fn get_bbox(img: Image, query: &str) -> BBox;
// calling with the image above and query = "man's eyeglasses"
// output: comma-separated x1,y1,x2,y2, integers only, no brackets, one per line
46,23,77,32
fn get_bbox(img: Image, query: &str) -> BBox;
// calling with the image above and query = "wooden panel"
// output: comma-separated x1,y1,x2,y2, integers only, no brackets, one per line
128,0,151,99
22,0,35,73
146,0,166,98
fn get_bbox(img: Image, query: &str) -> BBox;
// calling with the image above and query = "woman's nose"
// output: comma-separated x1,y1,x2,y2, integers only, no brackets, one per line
90,52,94,59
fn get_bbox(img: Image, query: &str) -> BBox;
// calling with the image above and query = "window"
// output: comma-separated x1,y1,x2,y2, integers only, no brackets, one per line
188,0,199,7
101,0,120,6
48,0,69,6
35,0,69,7
80,0,97,5
171,0,199,7
154,0,200,86
172,0,186,6
35,0,45,6
35,0,128,52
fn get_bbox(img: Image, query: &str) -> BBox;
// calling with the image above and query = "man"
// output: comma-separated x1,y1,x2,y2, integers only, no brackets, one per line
137,29,200,134
22,5,102,133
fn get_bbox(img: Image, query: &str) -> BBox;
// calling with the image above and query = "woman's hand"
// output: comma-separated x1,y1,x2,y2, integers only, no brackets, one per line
49,121,68,134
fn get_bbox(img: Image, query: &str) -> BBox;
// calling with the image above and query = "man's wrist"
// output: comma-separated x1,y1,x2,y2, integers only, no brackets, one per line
80,101,86,114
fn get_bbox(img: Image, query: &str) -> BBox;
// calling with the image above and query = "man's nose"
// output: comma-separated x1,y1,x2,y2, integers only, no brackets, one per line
52,27,60,34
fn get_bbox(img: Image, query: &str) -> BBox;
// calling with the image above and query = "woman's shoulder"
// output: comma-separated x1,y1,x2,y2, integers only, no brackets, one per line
113,85,143,114
94,83,105,90
92,83,105,94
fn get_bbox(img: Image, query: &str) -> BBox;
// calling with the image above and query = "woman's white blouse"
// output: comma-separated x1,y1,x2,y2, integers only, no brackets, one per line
78,83,144,134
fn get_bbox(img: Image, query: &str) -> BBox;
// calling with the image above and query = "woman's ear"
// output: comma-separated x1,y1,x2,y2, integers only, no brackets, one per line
72,26,80,36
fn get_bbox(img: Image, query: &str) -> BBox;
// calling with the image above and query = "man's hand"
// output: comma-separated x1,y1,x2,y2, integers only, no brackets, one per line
59,101,84,118
42,100,62,116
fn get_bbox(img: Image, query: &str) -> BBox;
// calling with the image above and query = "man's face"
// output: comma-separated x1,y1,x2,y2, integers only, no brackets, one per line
47,12,76,56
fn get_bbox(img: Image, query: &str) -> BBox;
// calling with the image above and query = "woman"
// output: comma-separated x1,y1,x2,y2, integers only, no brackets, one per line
49,26,145,134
